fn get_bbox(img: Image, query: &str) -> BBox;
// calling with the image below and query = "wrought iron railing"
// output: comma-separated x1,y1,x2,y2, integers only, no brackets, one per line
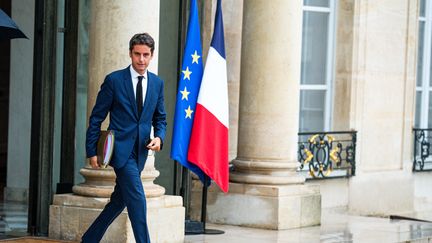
298,131,357,179
413,128,432,171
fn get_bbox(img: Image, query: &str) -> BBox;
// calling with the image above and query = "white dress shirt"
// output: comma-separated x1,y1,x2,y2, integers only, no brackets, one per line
130,65,148,106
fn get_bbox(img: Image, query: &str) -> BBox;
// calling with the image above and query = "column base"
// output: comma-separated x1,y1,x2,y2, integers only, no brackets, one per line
190,180,321,230
49,194,185,243
72,167,165,198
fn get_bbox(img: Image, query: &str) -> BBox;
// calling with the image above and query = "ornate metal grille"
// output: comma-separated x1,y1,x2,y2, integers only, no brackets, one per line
413,128,432,171
298,131,357,179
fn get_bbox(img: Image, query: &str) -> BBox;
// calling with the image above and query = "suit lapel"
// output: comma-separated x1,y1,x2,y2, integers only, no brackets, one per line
123,67,139,120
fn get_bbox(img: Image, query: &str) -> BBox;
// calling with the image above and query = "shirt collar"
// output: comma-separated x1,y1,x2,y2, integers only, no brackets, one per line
129,65,147,80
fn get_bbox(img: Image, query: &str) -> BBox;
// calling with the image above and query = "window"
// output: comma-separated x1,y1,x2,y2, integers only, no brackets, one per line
299,0,336,132
415,0,432,128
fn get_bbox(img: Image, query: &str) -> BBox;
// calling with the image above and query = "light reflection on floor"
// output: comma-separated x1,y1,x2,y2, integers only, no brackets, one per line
185,209,432,243
0,202,27,239
2,203,432,242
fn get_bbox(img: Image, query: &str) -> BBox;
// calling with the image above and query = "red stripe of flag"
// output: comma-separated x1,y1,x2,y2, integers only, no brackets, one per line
188,104,229,192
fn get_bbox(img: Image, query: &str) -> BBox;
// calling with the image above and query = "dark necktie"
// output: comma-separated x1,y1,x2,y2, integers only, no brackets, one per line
136,76,144,116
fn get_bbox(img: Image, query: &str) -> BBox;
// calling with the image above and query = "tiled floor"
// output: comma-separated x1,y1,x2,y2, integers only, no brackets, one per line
0,202,27,239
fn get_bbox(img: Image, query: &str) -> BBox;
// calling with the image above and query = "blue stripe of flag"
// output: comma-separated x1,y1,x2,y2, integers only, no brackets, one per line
210,0,225,59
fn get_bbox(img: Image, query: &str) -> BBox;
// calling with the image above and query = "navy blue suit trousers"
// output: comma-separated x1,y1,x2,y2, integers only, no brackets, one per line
81,158,151,243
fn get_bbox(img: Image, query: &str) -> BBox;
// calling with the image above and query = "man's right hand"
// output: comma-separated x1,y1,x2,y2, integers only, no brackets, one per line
89,156,100,169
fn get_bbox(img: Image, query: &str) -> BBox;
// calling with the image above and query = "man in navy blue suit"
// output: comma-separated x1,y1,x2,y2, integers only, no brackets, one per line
81,33,167,243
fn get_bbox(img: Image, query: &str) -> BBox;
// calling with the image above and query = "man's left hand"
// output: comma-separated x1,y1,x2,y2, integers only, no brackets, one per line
146,137,161,151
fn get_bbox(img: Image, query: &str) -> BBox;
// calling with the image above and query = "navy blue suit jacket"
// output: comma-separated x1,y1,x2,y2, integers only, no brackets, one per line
86,66,167,170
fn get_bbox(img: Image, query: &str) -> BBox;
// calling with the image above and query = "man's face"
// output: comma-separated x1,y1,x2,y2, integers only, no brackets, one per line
129,44,153,75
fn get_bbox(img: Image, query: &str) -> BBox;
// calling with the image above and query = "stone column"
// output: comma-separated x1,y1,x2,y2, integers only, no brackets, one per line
230,0,305,185
49,1,184,242
190,0,321,230
72,0,164,199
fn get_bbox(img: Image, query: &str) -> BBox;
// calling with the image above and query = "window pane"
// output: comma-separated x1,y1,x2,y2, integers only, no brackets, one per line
428,91,432,128
304,0,329,7
418,21,425,87
415,90,422,128
299,90,326,132
420,0,426,18
301,11,329,85
430,22,432,87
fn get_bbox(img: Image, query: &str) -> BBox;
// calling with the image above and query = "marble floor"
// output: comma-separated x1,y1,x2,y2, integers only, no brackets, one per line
185,210,432,243
2,202,432,242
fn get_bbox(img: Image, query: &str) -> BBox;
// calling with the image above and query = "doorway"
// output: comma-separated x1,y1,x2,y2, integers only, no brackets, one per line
0,0,11,202
0,0,33,238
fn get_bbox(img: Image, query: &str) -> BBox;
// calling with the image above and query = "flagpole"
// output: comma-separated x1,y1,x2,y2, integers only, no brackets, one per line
181,166,191,217
183,165,204,235
173,160,178,195
201,175,224,235
201,175,208,227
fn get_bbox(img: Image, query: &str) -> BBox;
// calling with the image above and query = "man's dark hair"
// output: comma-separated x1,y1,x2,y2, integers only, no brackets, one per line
129,33,155,54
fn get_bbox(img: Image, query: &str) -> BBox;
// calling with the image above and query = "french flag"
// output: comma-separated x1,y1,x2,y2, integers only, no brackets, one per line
188,0,229,193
